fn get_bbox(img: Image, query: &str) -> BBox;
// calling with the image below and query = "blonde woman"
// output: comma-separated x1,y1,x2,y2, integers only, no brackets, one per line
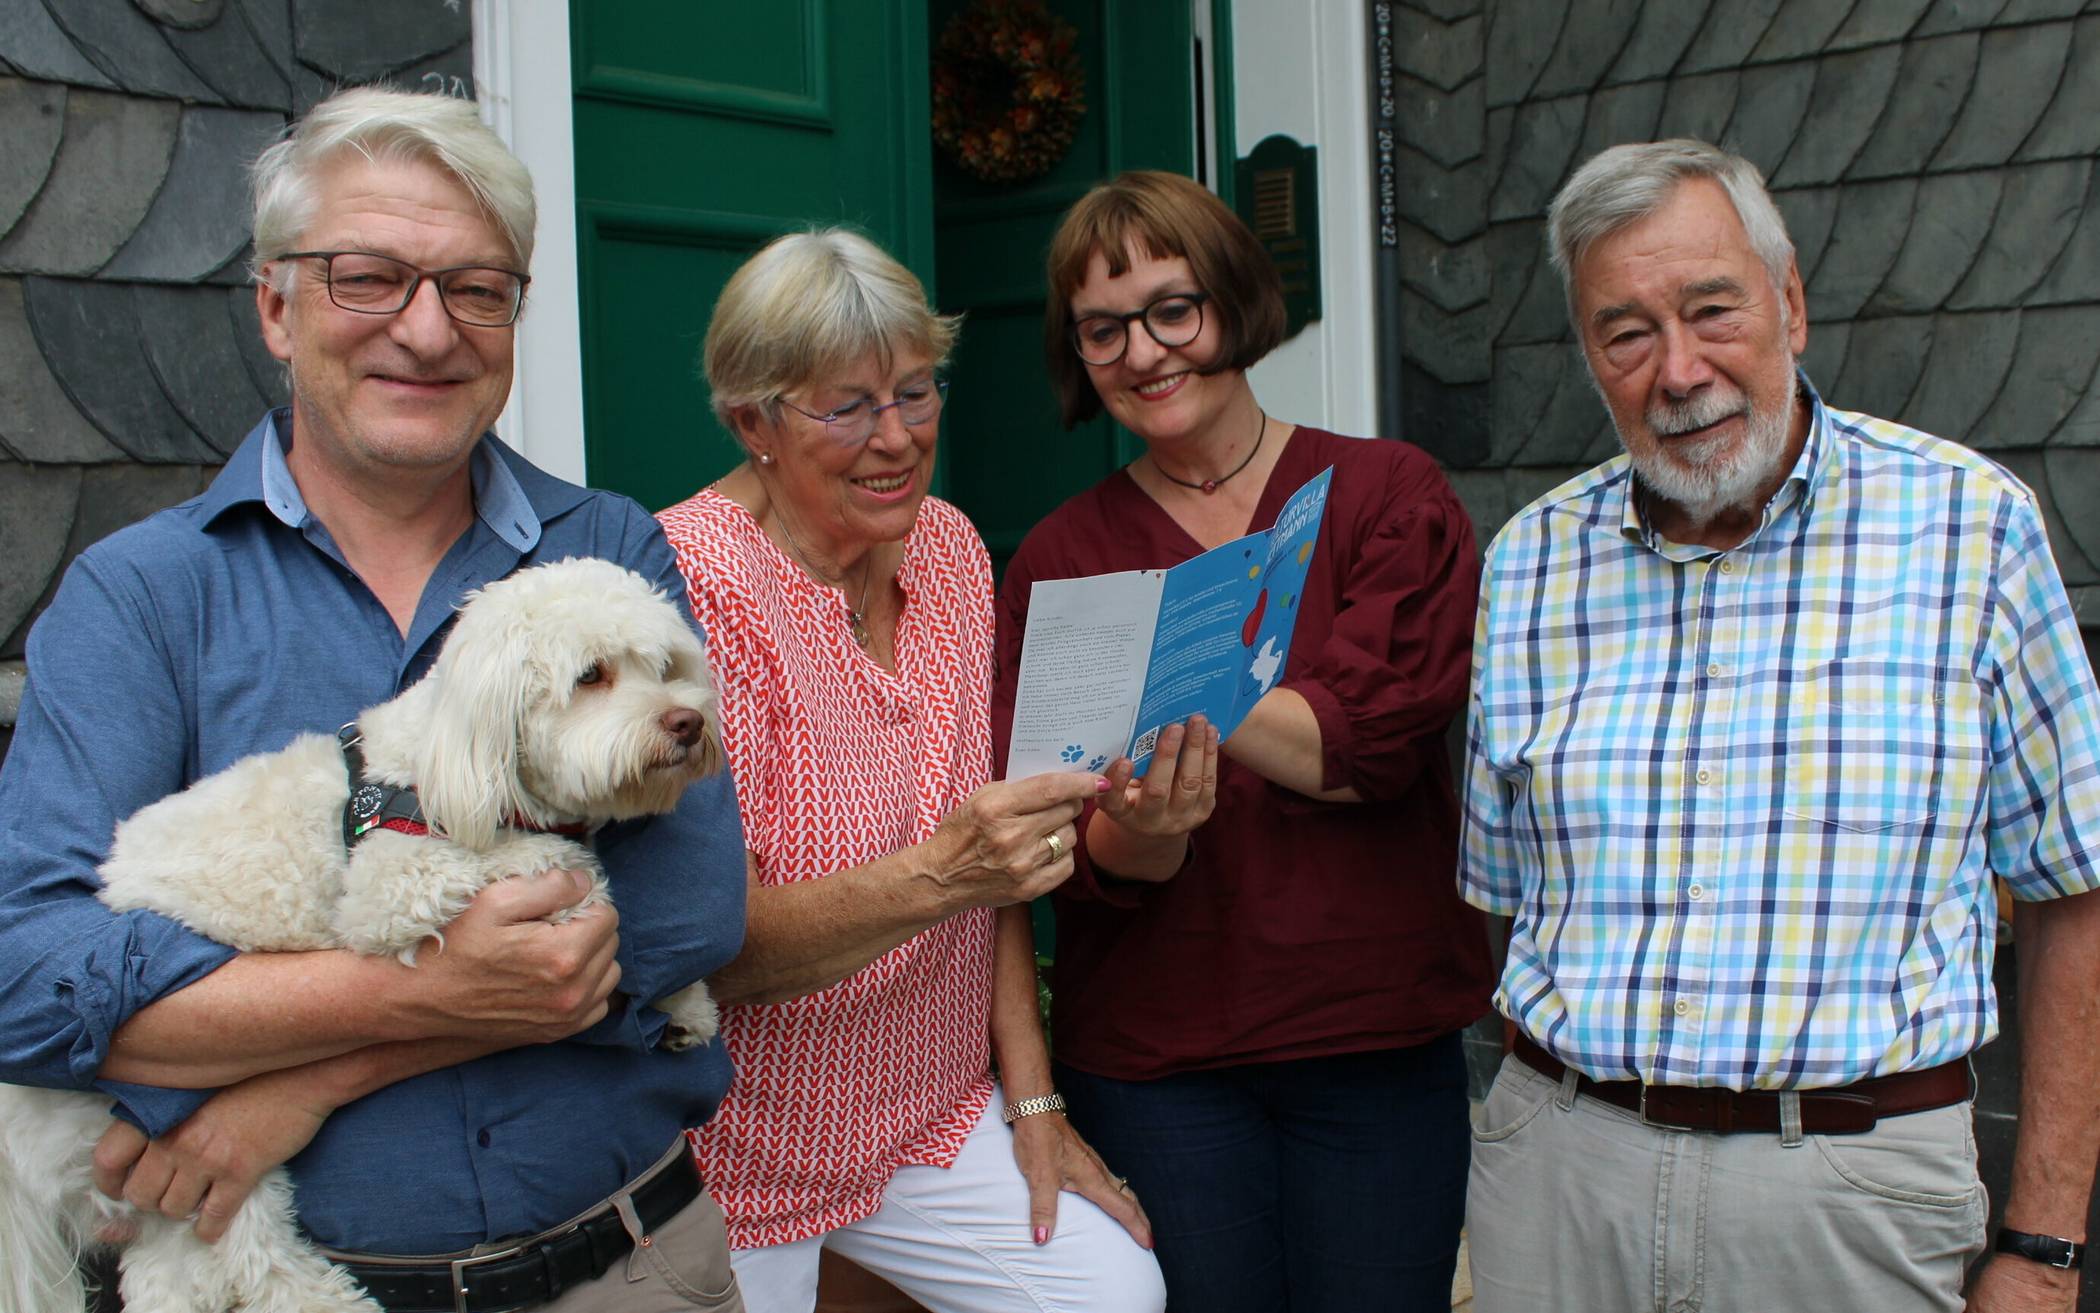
658,229,1185,1313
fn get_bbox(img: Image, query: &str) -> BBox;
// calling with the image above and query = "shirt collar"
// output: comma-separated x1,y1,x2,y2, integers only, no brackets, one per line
1616,368,1830,551
201,409,543,553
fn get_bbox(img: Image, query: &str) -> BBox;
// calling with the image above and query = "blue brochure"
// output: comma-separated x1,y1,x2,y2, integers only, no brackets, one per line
1005,466,1332,777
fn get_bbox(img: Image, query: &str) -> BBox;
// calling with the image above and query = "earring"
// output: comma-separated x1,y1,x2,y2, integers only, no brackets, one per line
757,452,774,465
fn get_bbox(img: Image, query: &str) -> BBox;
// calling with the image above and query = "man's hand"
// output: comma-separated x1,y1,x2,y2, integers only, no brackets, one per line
92,1067,334,1243
1981,889,2100,1312
1009,1112,1152,1249
406,868,624,1042
1964,1254,2080,1311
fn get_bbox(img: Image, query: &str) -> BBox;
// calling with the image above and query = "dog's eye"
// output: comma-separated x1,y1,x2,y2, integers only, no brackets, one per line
576,661,608,688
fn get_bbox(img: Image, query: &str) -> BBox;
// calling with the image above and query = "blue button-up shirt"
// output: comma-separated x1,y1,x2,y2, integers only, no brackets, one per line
0,412,746,1251
1459,382,2100,1090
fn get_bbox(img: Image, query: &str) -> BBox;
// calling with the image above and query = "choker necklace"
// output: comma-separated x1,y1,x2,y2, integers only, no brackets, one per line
773,512,874,649
1153,412,1266,495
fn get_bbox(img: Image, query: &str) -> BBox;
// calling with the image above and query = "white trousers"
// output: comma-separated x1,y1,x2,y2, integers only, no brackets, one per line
729,1089,1165,1313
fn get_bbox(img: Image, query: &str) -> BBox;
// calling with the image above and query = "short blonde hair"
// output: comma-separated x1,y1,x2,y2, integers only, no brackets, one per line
251,86,536,281
703,228,959,432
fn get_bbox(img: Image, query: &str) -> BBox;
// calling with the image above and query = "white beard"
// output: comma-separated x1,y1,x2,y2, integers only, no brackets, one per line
1628,366,1797,529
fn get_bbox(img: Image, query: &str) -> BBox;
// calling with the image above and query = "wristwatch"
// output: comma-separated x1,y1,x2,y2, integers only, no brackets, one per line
1001,1092,1067,1123
1994,1229,2085,1270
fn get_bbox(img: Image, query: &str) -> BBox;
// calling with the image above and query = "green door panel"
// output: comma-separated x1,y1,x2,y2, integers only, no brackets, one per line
571,0,934,512
571,0,1201,554
931,0,1196,573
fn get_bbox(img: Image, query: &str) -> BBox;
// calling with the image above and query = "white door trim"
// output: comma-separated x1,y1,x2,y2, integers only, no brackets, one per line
472,0,588,484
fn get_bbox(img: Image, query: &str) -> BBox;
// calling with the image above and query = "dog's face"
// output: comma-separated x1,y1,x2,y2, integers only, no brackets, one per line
414,558,723,848
513,623,720,824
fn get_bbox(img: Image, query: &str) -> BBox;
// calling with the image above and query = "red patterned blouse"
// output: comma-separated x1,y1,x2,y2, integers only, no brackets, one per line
657,488,998,1249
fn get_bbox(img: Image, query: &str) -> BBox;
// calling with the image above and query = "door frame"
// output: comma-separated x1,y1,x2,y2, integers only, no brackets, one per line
472,0,588,485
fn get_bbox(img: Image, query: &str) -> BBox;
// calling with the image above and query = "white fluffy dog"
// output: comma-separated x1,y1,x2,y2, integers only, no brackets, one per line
0,557,723,1313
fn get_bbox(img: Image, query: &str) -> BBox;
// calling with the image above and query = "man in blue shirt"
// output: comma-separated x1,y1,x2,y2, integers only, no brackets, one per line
0,88,748,1310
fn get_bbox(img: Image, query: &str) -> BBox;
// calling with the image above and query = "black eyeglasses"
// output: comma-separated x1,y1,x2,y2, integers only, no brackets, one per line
777,378,950,446
1070,291,1212,365
276,251,531,327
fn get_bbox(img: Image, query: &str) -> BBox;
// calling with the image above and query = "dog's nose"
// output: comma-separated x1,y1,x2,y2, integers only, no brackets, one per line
661,707,704,746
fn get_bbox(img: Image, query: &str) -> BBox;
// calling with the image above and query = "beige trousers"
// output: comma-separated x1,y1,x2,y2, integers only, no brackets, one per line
1465,1055,1987,1313
547,1184,743,1313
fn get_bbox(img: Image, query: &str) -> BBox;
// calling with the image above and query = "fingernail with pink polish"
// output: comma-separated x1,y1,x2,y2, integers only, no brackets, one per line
1094,777,1111,793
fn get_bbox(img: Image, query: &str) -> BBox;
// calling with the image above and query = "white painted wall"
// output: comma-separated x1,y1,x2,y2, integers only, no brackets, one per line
472,0,588,484
1231,0,1379,439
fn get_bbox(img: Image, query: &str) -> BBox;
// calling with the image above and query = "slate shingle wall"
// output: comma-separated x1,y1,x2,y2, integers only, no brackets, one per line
0,0,472,758
1393,0,2100,655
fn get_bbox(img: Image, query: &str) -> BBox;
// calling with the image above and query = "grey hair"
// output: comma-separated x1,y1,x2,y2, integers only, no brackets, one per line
704,227,960,434
1546,139,1794,324
250,86,536,285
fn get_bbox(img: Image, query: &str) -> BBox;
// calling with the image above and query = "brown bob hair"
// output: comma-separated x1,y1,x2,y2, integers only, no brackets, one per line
1044,170,1286,428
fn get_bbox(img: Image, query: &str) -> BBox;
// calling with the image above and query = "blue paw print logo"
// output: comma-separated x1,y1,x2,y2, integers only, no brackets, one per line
1059,743,1085,764
1087,754,1108,771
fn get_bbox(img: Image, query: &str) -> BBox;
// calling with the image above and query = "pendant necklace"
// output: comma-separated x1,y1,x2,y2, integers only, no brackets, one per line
1153,411,1267,495
773,512,874,649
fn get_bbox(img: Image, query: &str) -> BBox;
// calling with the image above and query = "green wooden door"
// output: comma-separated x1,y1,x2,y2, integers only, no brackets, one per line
931,0,1197,574
570,1,935,512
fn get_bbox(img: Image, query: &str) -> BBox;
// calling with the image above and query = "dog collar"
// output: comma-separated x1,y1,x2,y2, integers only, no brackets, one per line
340,726,430,849
337,725,592,851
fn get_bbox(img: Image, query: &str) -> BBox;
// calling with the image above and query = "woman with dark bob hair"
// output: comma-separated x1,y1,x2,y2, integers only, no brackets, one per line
991,170,1496,1312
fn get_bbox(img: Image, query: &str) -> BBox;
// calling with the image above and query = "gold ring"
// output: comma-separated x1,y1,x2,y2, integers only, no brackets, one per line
1112,1175,1130,1192
1044,832,1065,861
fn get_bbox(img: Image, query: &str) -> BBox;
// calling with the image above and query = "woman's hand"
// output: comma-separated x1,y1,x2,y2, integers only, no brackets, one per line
1009,1112,1153,1249
1099,715,1219,839
921,772,1105,911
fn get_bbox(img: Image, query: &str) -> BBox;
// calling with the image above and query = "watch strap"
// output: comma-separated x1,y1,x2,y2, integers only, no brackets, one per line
1001,1092,1067,1123
1995,1228,2085,1270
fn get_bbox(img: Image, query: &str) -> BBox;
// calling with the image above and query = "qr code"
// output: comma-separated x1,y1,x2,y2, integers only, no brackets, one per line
1131,725,1160,758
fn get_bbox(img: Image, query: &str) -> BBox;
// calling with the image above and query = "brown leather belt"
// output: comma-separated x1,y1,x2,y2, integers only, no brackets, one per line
1511,1032,1971,1135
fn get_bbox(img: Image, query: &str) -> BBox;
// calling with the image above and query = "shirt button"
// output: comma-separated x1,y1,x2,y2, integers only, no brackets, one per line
1719,559,1736,574
1694,768,1713,785
1705,662,1723,678
1674,998,1691,1016
1688,883,1705,900
477,1129,492,1148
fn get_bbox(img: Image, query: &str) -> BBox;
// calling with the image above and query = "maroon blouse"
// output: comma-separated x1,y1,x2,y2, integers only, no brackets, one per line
992,426,1495,1080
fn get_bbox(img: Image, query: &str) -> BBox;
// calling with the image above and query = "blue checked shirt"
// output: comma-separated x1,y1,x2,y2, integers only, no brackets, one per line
1458,380,2100,1089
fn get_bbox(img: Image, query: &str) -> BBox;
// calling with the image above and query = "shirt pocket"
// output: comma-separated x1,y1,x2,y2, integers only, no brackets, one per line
1778,663,1987,837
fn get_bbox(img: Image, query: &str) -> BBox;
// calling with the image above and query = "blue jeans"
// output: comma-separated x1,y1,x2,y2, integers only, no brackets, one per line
1056,1035,1470,1313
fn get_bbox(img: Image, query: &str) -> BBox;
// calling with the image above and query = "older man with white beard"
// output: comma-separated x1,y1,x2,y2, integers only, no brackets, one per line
1458,138,2100,1313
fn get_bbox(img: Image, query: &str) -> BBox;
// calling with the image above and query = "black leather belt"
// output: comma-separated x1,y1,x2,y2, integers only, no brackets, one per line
1512,1032,1972,1135
331,1148,702,1313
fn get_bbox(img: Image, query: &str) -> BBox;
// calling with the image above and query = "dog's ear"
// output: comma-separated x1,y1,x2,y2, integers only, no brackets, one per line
413,628,534,851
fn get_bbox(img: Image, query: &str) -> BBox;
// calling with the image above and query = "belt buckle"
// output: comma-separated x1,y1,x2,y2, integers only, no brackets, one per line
1636,1083,1696,1131
449,1243,525,1313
